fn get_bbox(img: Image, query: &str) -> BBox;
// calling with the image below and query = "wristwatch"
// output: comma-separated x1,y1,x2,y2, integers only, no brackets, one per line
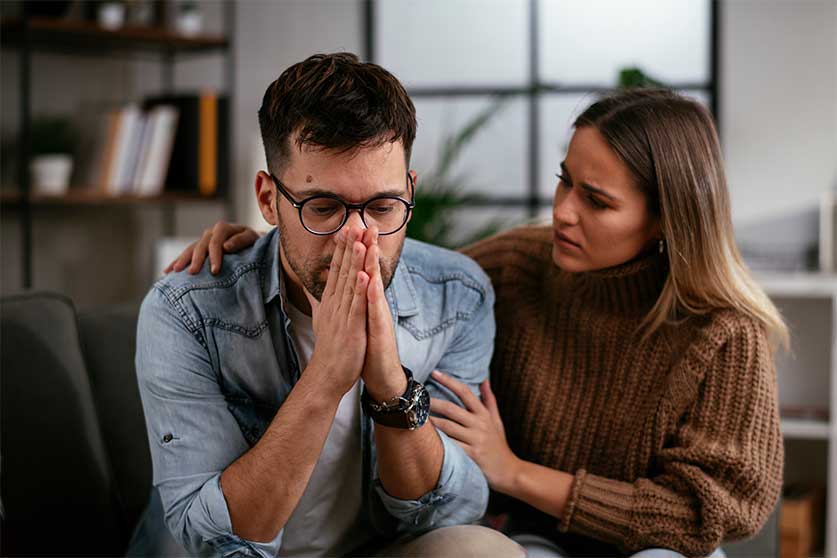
361,366,430,430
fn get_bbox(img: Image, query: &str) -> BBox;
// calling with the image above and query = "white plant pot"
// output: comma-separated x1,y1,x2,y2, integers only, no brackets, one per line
176,11,203,36
31,155,73,196
98,3,126,30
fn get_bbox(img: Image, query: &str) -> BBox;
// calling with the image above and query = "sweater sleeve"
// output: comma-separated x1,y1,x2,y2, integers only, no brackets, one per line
557,315,784,556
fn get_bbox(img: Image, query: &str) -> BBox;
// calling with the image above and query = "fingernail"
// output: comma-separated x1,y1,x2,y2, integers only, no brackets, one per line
431,370,442,378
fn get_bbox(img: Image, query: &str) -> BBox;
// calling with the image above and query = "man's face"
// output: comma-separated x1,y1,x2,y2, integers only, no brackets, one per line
266,140,413,302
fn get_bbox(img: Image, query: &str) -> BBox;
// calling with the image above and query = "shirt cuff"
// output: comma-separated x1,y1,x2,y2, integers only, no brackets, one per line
183,474,284,558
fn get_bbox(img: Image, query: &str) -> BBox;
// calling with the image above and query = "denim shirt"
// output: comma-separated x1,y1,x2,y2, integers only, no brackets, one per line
135,228,495,557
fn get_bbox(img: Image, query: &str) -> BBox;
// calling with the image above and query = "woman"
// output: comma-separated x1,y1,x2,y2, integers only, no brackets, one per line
170,89,785,557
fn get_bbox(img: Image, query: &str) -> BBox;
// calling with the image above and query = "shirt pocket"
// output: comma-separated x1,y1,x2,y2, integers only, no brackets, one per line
226,396,278,447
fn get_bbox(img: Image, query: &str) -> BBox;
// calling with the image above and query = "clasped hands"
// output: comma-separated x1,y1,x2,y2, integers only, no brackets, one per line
304,225,407,405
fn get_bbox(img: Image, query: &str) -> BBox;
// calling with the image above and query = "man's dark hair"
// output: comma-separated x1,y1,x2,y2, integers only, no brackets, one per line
258,52,417,175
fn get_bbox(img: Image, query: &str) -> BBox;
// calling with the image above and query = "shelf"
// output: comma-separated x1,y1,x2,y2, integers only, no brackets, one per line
755,272,837,298
782,418,832,440
0,17,228,55
0,190,224,207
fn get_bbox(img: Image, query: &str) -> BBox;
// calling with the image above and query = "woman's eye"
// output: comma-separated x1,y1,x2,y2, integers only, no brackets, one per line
587,195,608,209
556,174,570,188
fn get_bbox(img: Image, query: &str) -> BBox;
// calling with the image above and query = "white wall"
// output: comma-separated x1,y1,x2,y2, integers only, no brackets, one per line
722,0,837,239
232,0,363,230
0,1,363,305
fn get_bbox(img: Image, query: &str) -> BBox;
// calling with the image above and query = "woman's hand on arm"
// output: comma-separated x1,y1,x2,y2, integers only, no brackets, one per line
164,221,262,275
430,371,574,519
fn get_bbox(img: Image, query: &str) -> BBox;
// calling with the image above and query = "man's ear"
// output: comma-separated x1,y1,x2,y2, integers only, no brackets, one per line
255,171,278,226
406,169,417,224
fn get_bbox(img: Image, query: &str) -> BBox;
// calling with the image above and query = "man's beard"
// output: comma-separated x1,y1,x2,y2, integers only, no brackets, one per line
277,216,403,301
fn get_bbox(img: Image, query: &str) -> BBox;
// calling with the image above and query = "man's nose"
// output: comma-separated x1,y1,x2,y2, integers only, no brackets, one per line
345,209,367,230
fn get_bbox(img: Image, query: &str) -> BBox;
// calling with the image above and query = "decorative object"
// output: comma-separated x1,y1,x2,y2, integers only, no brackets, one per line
175,1,202,36
30,115,78,195
98,2,126,30
819,189,837,272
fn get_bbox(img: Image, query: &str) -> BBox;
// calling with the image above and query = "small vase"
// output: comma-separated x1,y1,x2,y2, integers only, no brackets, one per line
31,154,73,196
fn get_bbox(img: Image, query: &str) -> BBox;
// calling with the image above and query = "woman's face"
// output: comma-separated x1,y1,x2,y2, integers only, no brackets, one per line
552,126,660,272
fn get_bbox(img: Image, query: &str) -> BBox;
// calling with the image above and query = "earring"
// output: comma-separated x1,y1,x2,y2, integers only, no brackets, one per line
658,239,665,254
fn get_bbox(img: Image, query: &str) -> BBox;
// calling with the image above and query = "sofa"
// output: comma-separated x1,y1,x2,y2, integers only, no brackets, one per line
0,291,779,556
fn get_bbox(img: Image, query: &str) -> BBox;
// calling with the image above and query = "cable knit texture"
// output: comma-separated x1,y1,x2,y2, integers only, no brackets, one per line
462,225,783,556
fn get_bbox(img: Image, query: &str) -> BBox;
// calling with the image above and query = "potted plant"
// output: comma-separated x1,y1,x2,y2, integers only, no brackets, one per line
408,96,509,249
30,115,78,196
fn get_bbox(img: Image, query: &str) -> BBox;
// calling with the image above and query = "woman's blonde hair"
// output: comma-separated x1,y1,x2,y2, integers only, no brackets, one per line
575,89,789,348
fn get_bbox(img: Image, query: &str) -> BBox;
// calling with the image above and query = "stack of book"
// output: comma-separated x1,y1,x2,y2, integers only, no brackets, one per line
88,91,228,197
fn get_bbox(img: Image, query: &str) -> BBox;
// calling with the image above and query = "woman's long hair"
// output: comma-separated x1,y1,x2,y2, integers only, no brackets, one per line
575,89,788,348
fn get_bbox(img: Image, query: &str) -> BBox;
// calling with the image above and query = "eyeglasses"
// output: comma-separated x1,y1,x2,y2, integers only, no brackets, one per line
270,172,416,236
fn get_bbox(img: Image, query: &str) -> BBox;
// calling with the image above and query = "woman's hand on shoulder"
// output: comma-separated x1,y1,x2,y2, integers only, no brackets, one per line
164,221,262,275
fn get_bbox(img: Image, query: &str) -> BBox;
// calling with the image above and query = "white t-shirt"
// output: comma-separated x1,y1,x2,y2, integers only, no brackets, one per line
278,300,368,557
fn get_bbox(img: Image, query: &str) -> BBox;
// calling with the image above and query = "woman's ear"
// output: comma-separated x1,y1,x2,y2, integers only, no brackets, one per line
255,171,278,226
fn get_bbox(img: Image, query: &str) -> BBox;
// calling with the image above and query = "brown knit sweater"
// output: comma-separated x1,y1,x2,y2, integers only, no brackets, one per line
462,225,783,556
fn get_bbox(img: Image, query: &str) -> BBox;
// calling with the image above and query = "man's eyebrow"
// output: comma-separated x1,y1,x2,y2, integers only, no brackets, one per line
559,161,617,201
295,187,408,199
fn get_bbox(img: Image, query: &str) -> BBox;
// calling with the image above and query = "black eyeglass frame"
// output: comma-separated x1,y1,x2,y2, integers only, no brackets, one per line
269,172,416,236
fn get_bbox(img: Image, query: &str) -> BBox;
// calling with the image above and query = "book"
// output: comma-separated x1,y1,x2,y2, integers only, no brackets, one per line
143,92,229,196
134,106,179,196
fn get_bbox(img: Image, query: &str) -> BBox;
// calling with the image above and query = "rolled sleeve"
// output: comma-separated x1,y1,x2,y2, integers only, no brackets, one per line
373,429,488,530
136,287,283,557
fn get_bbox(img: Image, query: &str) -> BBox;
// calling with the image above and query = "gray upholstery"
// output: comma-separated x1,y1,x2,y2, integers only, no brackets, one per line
0,290,781,557
1,292,126,555
77,303,150,533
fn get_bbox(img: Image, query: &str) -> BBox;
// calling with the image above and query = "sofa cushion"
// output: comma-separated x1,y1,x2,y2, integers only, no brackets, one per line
78,303,151,535
1,292,125,555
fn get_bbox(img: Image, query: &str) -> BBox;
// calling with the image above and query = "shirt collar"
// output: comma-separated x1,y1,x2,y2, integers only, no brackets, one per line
263,228,282,306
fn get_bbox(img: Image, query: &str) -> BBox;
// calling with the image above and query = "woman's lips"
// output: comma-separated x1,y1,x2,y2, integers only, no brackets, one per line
553,230,581,250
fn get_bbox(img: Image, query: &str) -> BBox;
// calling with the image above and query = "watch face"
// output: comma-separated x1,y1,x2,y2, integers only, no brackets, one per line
410,386,430,429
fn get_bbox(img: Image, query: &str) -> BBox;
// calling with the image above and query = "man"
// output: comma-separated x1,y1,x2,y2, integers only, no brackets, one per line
135,53,522,557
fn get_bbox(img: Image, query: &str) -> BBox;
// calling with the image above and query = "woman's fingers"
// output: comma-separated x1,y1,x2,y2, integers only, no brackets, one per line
480,380,505,434
430,416,474,446
430,398,478,428
223,228,260,253
431,370,485,414
188,229,213,274
165,241,197,273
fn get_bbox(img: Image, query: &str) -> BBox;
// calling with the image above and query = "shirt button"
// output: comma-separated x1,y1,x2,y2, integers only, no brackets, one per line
162,433,173,443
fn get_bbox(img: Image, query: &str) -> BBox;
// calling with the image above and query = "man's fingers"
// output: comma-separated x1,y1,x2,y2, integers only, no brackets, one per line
429,417,474,445
341,238,366,312
303,286,320,321
430,370,484,414
188,230,212,274
327,229,350,299
430,398,477,428
348,271,369,325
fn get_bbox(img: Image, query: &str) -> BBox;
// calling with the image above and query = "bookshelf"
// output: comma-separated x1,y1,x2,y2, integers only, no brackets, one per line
1,5,234,292
756,271,837,558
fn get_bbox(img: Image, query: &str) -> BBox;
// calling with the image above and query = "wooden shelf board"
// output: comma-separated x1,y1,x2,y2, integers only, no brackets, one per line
1,17,228,54
781,417,832,440
1,190,224,207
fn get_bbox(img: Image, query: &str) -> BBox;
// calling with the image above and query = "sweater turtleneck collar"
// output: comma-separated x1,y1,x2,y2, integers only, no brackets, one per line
556,249,670,316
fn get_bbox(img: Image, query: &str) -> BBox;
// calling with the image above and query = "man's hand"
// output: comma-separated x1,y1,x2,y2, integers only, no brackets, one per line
304,226,370,398
360,227,408,403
